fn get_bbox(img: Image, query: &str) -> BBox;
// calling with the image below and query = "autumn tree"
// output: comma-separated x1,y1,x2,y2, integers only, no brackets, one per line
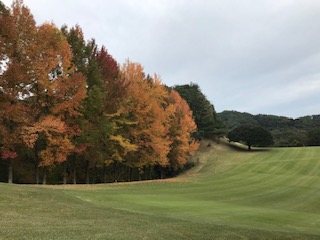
25,23,86,183
32,25,86,183
95,47,138,182
63,43,135,183
0,0,35,183
167,90,199,170
0,1,87,184
120,61,173,179
62,30,121,184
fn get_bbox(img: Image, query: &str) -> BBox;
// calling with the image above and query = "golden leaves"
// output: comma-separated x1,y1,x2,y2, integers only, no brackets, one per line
110,135,138,153
118,60,199,169
38,135,73,166
22,115,73,166
52,72,87,118
167,89,199,170
0,1,87,168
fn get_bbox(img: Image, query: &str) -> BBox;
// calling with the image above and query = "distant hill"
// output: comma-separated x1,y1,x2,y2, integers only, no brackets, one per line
218,111,320,147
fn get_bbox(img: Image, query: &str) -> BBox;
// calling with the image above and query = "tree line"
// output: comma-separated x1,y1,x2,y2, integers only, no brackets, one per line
218,111,320,147
0,1,199,184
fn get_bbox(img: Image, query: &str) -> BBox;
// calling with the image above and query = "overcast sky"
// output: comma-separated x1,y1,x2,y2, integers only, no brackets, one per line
3,0,320,118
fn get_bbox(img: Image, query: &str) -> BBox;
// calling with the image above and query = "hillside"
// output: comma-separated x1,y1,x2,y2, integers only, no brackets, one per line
218,110,320,147
1,141,320,239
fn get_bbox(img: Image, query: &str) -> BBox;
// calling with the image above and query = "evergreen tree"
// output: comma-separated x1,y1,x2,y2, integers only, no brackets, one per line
174,83,223,139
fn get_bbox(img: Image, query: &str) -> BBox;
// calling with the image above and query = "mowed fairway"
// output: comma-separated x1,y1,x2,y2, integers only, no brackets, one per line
1,142,320,239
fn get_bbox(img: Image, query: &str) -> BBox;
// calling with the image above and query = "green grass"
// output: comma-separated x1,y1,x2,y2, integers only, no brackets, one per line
1,141,320,239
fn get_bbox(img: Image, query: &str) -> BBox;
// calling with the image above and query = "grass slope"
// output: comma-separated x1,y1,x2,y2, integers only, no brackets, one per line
1,141,320,239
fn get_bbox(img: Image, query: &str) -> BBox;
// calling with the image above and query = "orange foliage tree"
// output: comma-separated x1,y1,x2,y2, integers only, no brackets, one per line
26,23,86,184
0,0,35,183
120,61,172,179
1,1,86,184
167,90,199,170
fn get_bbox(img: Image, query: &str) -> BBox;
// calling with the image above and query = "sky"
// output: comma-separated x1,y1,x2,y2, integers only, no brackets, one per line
2,0,320,118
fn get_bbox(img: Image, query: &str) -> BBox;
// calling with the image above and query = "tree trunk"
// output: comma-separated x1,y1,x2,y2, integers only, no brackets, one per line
73,166,77,184
127,166,131,182
63,162,67,184
34,163,39,184
73,153,77,184
138,171,142,181
103,164,107,183
149,166,153,180
138,168,143,181
92,164,96,184
144,166,147,180
85,160,90,184
160,168,165,179
113,161,117,182
131,167,134,181
8,158,13,184
34,142,39,184
248,144,251,151
42,167,47,185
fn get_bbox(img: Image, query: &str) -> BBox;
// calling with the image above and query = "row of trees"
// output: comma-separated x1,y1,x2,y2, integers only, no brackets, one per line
0,1,199,184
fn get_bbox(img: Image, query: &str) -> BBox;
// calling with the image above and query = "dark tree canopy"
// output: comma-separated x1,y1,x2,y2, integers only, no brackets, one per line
218,111,320,147
174,83,225,139
217,111,259,130
0,1,8,15
307,127,320,146
228,125,273,150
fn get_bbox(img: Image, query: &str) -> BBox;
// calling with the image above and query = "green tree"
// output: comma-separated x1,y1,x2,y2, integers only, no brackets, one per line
75,40,109,184
307,127,320,146
174,83,223,139
61,25,92,184
228,125,273,150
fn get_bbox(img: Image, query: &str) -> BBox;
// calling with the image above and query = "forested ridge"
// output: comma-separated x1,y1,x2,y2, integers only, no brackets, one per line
0,1,201,184
218,110,320,147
